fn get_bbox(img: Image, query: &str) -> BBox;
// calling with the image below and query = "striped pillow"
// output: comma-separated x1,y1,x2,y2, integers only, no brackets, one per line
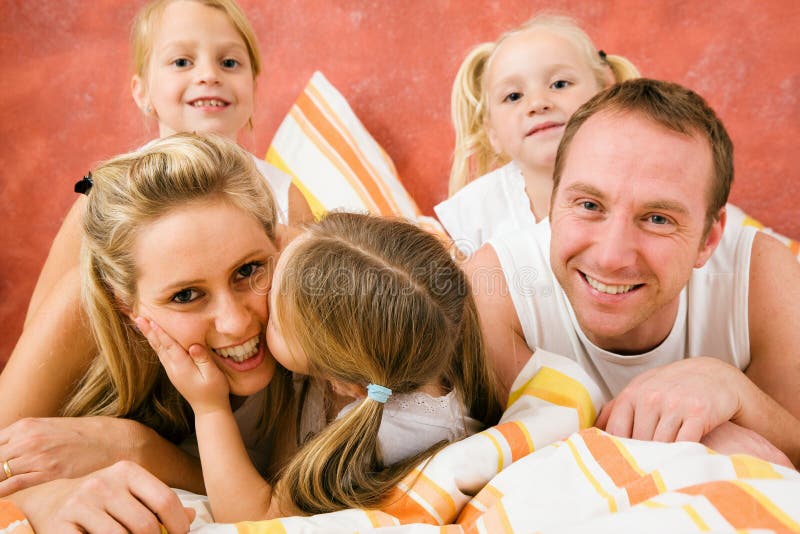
266,71,441,233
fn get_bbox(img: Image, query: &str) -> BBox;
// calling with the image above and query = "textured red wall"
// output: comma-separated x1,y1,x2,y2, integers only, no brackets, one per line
1,1,799,366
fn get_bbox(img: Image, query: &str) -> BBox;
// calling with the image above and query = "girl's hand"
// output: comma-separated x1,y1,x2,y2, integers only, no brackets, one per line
0,417,150,497
135,317,230,415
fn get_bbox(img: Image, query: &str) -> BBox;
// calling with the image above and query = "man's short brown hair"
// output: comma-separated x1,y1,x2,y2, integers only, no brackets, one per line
553,78,733,233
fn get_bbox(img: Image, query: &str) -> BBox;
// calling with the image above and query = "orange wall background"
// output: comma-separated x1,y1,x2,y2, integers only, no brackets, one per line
1,1,799,366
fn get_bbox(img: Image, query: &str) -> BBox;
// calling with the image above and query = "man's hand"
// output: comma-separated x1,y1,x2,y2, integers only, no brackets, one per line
700,421,793,468
596,357,745,442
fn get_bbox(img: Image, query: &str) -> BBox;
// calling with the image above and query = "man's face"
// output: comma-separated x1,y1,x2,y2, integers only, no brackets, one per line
549,111,724,353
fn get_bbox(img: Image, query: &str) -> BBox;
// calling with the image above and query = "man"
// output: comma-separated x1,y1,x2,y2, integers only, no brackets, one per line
466,79,800,466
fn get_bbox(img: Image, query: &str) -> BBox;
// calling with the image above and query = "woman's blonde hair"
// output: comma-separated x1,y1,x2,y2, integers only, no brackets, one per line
63,133,291,446
449,14,640,196
130,0,262,81
275,212,502,514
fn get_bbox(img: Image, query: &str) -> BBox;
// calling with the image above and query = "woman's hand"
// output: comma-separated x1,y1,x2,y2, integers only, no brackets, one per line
135,317,230,415
0,416,150,497
8,460,194,534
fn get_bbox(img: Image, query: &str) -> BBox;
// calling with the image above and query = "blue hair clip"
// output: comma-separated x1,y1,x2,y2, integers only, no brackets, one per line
366,383,392,404
74,172,93,195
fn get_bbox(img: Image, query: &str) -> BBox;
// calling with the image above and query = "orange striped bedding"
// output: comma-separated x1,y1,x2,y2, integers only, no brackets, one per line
3,350,798,533
266,71,443,239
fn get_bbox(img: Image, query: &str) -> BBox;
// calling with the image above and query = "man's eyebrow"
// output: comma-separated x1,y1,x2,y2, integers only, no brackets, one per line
641,200,690,215
564,182,606,199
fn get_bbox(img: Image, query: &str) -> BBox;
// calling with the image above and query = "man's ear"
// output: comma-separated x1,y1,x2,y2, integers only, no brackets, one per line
695,206,726,268
131,75,151,115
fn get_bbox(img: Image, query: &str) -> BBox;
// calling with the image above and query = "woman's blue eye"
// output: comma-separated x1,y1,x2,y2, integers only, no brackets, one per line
504,92,523,103
551,79,570,90
221,58,239,68
171,288,199,304
172,58,191,67
236,262,263,280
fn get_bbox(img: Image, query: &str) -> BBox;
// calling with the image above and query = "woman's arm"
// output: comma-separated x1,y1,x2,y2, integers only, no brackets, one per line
23,197,85,326
0,416,205,496
2,269,206,494
0,267,93,426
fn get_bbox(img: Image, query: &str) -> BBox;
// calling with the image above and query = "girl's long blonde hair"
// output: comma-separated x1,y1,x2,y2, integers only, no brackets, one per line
275,212,502,514
449,14,640,196
63,133,291,446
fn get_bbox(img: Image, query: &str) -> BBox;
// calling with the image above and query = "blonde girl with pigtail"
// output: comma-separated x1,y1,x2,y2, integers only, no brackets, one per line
143,211,503,521
436,14,798,258
435,15,639,257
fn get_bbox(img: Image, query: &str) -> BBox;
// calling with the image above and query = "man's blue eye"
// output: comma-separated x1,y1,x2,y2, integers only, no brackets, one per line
649,214,669,225
581,201,599,211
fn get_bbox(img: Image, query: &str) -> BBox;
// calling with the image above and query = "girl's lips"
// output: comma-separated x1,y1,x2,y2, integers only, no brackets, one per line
526,122,563,136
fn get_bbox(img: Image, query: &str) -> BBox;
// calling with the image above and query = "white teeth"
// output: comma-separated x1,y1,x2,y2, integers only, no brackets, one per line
585,275,636,295
214,336,259,362
192,99,226,107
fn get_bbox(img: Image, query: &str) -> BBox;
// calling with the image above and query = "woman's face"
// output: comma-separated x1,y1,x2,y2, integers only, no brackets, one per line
132,197,278,396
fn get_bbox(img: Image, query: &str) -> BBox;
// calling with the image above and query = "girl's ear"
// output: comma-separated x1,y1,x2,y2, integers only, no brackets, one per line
131,75,151,115
600,64,616,89
329,379,366,400
485,120,504,156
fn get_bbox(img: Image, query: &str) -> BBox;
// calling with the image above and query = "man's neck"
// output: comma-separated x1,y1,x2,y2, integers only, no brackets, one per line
584,297,682,355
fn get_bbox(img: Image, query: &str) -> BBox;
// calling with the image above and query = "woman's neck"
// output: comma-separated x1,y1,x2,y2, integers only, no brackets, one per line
518,163,555,222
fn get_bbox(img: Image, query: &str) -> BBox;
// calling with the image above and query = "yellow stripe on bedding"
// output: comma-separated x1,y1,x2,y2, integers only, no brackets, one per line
235,520,287,534
508,367,596,428
730,454,781,480
731,480,800,532
682,504,711,532
265,146,326,220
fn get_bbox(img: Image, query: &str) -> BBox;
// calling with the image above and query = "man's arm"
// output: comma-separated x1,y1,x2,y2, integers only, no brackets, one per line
744,232,800,462
463,244,533,401
600,232,800,466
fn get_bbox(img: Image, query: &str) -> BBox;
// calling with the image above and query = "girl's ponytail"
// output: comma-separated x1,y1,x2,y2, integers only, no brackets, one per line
449,42,503,196
605,53,640,83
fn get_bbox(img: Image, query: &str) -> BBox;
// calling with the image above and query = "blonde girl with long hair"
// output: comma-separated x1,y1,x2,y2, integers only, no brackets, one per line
142,212,503,521
434,14,797,258
0,0,311,495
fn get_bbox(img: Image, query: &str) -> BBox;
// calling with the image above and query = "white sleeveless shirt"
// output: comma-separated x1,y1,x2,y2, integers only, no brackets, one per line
489,219,755,400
